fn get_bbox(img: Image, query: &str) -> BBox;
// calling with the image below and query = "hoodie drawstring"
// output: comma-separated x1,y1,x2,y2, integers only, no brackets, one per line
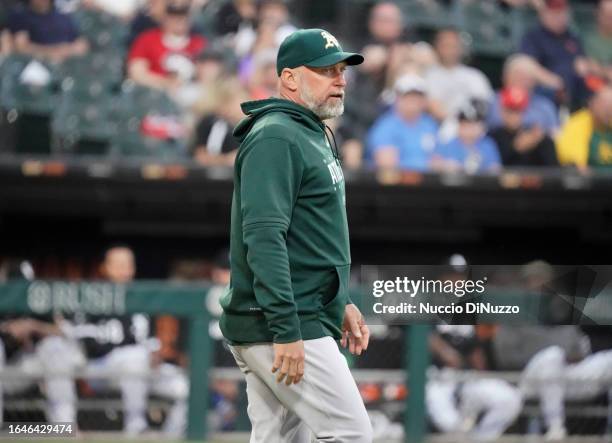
324,124,341,165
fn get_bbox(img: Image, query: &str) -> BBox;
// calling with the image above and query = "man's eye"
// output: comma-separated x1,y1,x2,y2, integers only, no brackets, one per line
318,67,344,76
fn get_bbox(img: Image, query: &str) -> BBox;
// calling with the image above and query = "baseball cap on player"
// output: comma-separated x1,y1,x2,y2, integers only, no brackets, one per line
276,28,364,76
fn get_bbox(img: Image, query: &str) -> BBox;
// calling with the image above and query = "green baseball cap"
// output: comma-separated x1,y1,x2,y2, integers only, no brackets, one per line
276,28,364,76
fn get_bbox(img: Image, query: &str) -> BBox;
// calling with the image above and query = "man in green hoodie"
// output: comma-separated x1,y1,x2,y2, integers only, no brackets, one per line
220,29,373,442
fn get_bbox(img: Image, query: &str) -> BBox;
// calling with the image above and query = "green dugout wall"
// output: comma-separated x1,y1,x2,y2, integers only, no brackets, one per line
0,281,423,441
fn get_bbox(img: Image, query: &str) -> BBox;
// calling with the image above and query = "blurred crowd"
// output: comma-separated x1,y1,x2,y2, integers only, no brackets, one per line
0,0,610,171
341,0,612,173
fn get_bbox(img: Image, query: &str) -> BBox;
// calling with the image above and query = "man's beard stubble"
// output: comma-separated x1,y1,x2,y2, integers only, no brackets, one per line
299,81,344,120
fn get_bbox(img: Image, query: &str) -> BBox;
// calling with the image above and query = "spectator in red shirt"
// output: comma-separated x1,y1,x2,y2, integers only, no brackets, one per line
127,1,205,92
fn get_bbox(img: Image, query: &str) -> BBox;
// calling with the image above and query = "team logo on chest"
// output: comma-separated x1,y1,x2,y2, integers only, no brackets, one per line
327,160,344,185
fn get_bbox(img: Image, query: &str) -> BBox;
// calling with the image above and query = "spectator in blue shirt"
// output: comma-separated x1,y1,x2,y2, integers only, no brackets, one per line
432,99,501,174
488,54,560,136
519,0,592,110
8,0,87,63
366,73,438,171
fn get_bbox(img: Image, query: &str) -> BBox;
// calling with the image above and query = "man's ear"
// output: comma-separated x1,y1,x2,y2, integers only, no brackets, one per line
280,68,299,92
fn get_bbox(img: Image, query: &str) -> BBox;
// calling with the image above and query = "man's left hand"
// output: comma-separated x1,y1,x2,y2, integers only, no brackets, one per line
341,304,369,355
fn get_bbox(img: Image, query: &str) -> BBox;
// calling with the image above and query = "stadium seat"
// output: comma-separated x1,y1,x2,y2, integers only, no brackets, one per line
51,94,118,154
58,52,124,89
0,109,18,154
0,55,59,154
73,9,128,51
60,78,111,102
108,83,188,159
118,81,183,119
49,55,125,155
508,6,540,51
401,0,456,30
460,0,515,56
109,114,189,159
0,54,59,116
570,3,596,37
0,4,8,32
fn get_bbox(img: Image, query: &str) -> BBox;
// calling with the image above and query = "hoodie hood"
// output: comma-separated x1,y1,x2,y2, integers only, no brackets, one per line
233,98,324,142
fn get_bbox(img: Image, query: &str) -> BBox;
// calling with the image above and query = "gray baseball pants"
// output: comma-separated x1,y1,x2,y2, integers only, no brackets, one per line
229,336,373,443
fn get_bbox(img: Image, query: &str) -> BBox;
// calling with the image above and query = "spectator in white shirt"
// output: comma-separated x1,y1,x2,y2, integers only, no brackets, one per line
425,28,493,142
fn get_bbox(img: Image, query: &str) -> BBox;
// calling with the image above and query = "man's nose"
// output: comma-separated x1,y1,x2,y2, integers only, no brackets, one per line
335,72,347,87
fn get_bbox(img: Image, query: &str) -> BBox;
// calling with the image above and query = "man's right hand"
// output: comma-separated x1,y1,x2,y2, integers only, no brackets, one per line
271,340,305,385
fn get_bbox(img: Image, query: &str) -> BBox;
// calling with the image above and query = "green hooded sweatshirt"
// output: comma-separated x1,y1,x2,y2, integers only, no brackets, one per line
219,98,351,344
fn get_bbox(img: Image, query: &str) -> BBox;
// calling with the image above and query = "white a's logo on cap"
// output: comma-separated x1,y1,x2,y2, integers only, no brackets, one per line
321,31,339,49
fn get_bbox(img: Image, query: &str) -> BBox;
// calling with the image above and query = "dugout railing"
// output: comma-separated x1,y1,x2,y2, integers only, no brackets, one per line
0,281,211,440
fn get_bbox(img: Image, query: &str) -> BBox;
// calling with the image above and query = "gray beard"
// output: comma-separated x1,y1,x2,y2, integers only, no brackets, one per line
299,83,344,120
